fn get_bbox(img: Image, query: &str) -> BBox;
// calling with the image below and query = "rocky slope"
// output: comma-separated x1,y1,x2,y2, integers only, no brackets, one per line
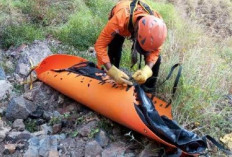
0,40,165,157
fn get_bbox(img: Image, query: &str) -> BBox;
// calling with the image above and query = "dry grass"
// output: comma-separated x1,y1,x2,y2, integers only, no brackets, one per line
153,1,232,151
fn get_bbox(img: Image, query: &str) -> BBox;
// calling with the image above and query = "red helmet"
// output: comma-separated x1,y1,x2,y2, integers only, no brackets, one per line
137,15,167,52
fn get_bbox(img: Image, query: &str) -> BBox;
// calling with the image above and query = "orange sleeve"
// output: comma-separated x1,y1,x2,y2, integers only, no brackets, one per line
94,9,128,67
94,21,118,67
145,48,161,64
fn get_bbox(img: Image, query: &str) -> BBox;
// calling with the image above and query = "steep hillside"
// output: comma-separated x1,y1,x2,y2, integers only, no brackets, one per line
0,0,232,156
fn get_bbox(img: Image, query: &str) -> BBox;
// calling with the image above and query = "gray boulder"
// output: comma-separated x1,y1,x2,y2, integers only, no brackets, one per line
16,40,52,76
138,143,160,157
0,80,13,101
0,120,11,142
24,147,39,157
102,142,127,157
24,82,59,110
59,138,85,157
0,66,6,80
38,135,58,157
95,130,109,147
79,121,98,137
12,119,25,131
85,140,103,157
24,137,40,157
6,96,37,121
6,130,31,142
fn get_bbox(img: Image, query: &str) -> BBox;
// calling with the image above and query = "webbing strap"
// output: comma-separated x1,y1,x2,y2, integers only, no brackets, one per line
52,62,106,81
203,135,232,155
143,64,182,107
128,0,154,68
162,64,182,108
139,1,153,15
128,0,153,36
128,0,139,37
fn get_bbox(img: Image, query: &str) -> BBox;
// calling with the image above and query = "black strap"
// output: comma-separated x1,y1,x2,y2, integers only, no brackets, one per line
139,53,142,69
128,0,153,36
52,61,106,81
139,1,153,15
128,0,139,38
143,64,182,106
129,0,154,68
203,135,232,155
162,64,182,108
108,5,116,20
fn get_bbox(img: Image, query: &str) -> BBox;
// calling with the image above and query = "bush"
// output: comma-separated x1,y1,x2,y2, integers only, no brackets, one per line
1,24,44,48
14,0,76,26
55,0,114,50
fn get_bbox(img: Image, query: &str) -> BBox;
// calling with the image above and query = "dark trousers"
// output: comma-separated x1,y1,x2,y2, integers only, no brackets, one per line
108,34,161,88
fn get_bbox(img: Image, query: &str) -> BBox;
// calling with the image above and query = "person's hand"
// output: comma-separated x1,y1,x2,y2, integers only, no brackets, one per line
132,65,153,84
107,66,133,86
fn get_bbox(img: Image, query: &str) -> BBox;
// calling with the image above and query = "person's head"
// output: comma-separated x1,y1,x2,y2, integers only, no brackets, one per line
135,15,167,53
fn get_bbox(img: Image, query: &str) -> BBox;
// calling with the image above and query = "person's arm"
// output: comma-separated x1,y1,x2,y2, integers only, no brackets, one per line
94,18,119,68
94,11,132,86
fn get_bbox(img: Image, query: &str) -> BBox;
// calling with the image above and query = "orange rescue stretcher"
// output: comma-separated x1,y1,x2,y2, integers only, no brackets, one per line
33,54,230,157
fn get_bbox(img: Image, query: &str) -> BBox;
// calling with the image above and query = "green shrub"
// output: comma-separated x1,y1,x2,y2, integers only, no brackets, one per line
14,0,76,26
55,9,99,50
55,0,114,50
1,24,44,48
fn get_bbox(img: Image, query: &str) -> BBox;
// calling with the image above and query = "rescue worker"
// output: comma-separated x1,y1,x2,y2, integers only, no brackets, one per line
94,0,167,89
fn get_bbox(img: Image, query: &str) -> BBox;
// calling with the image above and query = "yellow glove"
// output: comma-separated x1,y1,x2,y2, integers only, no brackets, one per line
132,65,153,84
107,66,133,86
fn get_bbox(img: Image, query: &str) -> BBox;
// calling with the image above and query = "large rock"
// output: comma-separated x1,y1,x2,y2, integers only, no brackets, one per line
3,144,16,155
17,63,30,76
59,138,85,157
38,135,58,157
85,140,103,157
48,150,59,157
138,143,160,157
6,130,31,142
0,128,11,142
16,40,52,76
0,80,13,101
0,49,3,59
6,96,37,121
24,147,39,157
79,121,98,137
25,135,60,157
101,142,127,157
95,130,109,147
0,120,11,142
12,119,25,131
24,82,59,110
0,66,6,80
24,137,40,157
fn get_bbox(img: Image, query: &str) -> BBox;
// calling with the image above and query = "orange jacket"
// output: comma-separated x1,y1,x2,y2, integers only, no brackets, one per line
94,0,163,67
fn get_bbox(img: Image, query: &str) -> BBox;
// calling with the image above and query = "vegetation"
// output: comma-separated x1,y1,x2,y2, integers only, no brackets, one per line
0,0,232,145
1,24,44,48
25,118,39,132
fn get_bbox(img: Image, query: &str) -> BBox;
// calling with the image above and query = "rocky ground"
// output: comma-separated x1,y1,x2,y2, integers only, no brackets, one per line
0,39,167,157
